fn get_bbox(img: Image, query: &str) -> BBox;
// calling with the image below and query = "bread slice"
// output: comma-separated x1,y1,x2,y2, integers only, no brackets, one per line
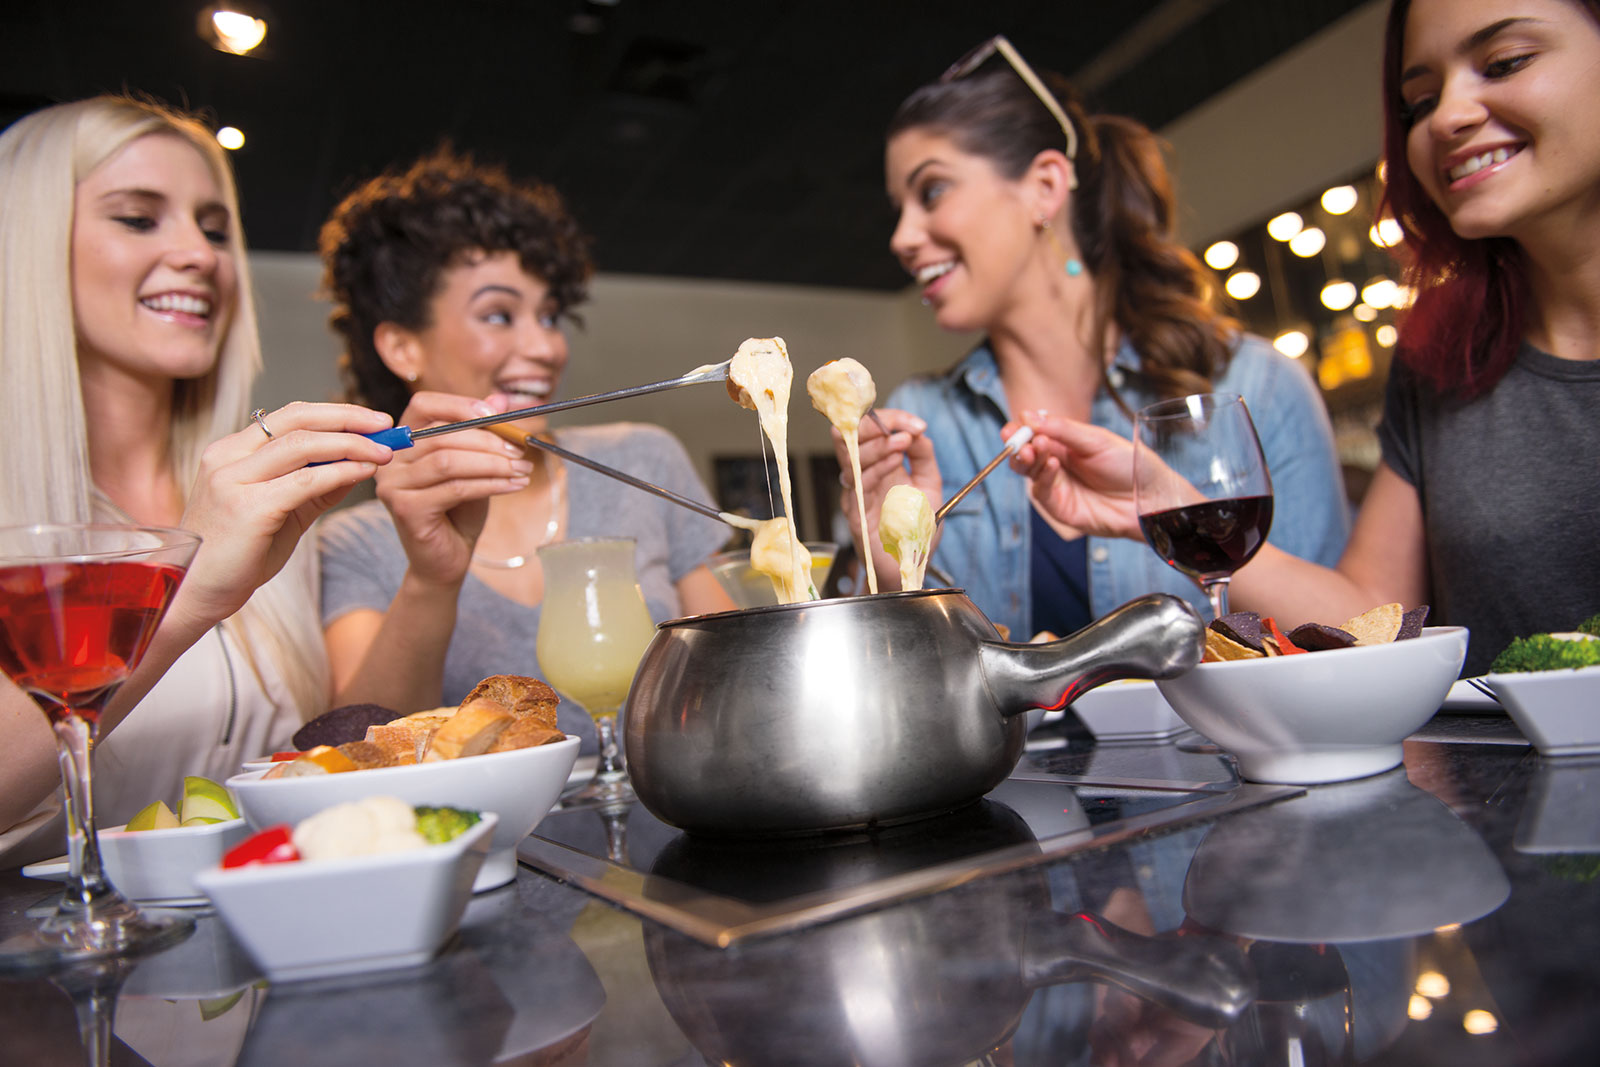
461,675,559,730
486,715,565,753
336,739,414,769
422,700,513,761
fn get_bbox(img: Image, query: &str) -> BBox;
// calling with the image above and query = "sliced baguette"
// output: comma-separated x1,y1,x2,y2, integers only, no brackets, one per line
461,675,559,731
486,716,566,753
422,700,513,761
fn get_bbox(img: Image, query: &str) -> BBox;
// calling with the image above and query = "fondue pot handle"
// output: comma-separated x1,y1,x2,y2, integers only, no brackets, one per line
1021,911,1255,1029
978,593,1205,716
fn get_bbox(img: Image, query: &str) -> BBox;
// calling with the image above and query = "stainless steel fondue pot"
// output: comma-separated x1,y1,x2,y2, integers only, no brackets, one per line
623,590,1204,835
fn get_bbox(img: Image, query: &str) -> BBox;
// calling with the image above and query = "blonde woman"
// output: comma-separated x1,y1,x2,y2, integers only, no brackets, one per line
0,96,397,863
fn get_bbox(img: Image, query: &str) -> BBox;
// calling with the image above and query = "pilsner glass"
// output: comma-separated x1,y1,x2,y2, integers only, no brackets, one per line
536,538,656,808
0,523,200,972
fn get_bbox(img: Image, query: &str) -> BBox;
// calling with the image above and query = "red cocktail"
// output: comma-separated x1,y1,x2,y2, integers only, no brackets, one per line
0,524,200,972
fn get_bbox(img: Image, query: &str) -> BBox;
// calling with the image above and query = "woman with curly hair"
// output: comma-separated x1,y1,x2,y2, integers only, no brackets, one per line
842,38,1349,639
0,96,396,860
317,150,732,743
1013,0,1600,674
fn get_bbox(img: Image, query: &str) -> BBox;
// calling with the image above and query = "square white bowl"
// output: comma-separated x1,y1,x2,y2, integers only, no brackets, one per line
23,817,252,905
1483,664,1600,756
193,813,496,982
1069,680,1188,742
1156,626,1468,784
227,736,577,892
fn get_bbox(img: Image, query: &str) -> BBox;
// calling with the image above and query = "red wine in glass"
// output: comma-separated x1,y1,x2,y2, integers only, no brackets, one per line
0,524,200,974
1134,395,1273,619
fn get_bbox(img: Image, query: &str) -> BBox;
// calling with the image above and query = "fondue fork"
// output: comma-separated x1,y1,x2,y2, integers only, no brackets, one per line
498,428,746,528
351,362,732,454
933,425,1034,525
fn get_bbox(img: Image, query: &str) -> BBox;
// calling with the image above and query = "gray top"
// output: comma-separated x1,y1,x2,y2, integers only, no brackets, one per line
319,422,729,746
1378,344,1600,675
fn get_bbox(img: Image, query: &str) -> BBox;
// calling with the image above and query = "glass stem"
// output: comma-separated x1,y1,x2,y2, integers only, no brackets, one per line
1204,577,1231,621
52,714,117,916
594,712,625,781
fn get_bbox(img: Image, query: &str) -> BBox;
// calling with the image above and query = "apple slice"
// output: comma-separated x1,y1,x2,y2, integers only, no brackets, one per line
180,776,239,824
126,800,180,832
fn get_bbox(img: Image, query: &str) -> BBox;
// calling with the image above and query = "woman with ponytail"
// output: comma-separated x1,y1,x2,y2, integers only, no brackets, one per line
842,38,1349,639
1011,0,1600,676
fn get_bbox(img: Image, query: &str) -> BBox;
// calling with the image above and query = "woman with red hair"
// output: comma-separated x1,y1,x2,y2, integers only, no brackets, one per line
1011,0,1600,675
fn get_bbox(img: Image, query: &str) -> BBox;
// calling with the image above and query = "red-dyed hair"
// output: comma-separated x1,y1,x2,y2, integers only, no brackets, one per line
1379,0,1600,398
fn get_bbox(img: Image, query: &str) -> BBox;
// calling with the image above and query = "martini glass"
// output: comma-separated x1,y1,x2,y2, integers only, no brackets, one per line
0,523,201,973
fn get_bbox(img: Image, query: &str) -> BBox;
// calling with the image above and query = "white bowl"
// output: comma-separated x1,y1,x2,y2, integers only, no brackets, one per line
23,818,253,905
227,736,578,891
1155,626,1468,784
194,814,496,982
1069,680,1187,742
1483,664,1600,756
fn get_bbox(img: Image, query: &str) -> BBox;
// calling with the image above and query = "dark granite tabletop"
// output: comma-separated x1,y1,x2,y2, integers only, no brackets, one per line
4,714,1598,1066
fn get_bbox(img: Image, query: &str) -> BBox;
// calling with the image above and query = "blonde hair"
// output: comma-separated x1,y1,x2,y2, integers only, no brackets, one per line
0,96,328,719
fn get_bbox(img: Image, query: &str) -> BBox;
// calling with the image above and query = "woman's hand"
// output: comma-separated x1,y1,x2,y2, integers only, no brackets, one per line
833,408,938,589
374,392,533,588
1006,411,1144,541
175,401,397,629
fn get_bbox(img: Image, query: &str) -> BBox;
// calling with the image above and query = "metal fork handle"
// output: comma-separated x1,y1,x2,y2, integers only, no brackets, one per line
516,433,733,525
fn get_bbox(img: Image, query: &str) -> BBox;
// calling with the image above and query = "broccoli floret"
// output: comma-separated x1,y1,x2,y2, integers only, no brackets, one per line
413,805,482,844
1578,614,1600,638
1489,634,1600,674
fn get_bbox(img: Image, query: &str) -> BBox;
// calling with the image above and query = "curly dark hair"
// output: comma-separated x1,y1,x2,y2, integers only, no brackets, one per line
888,67,1237,412
319,148,593,420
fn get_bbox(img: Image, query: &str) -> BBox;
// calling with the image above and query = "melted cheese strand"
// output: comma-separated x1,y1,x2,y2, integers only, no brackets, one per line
806,358,879,594
727,337,812,603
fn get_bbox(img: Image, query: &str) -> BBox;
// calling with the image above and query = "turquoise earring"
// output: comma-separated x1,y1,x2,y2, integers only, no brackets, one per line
1065,259,1084,277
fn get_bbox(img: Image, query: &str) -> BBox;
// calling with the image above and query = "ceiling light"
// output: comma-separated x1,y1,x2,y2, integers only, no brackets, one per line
1289,227,1326,257
1376,324,1398,348
1224,270,1260,300
1370,217,1405,247
215,126,245,150
1463,1010,1499,1035
1393,284,1417,308
1362,277,1397,309
200,5,268,55
1204,240,1239,270
1266,212,1303,242
1321,280,1357,310
1321,185,1359,215
1353,302,1377,322
1273,330,1309,358
1408,995,1433,1020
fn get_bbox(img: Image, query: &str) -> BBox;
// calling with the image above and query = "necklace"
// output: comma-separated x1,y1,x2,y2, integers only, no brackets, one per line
471,449,564,570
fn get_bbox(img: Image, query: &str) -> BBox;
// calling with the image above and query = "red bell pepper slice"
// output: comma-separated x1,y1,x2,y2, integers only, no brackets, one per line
268,751,300,762
1263,617,1306,655
222,825,299,868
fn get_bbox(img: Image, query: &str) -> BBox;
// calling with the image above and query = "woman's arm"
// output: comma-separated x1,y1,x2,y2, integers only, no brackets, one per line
675,565,738,616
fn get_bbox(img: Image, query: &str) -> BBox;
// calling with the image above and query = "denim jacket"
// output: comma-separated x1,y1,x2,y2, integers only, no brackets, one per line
887,336,1351,637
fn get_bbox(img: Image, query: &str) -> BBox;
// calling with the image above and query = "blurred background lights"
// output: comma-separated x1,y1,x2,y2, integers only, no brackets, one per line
1321,184,1359,215
203,6,268,55
1353,302,1378,322
1320,280,1357,310
1204,240,1240,270
1266,211,1303,241
1408,995,1434,1020
1362,278,1398,308
1273,330,1309,358
1393,284,1417,308
1376,324,1398,347
1224,270,1261,300
1463,1010,1499,1035
215,126,245,150
1415,971,1450,998
1289,226,1326,258
1370,217,1405,247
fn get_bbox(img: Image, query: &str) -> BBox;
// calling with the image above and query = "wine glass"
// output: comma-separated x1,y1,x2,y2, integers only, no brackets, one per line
0,523,201,973
536,538,657,810
1133,394,1273,620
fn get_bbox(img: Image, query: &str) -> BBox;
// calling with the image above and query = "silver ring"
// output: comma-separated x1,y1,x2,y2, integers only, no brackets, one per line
251,409,274,441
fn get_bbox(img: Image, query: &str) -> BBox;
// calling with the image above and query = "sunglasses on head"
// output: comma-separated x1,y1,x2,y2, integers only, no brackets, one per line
942,35,1079,185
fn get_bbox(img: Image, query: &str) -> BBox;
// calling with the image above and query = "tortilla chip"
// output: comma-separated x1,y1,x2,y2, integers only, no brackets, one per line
1212,612,1264,652
1398,605,1430,641
1341,603,1404,645
1288,622,1357,651
1205,627,1264,662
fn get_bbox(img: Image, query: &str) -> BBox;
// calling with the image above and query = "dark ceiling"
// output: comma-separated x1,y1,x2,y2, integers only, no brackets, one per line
2,0,1371,291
